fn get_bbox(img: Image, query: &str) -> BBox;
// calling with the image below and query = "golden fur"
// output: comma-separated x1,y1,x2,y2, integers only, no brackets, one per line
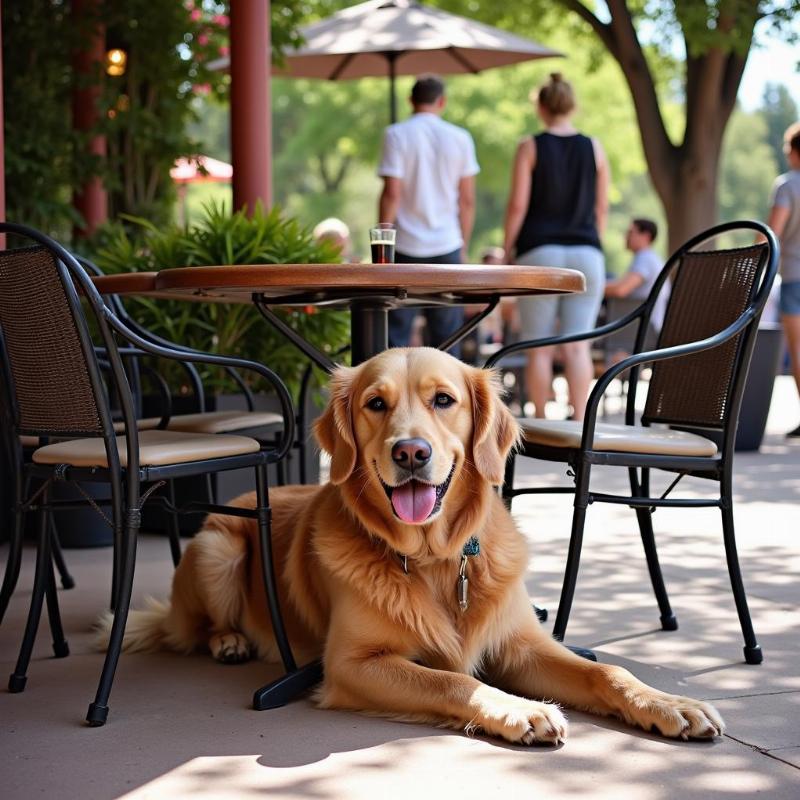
102,347,723,744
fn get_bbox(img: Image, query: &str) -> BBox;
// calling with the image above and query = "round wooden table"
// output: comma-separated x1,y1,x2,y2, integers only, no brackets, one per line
93,262,585,365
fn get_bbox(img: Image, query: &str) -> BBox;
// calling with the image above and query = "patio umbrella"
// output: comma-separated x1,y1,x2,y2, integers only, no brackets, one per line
170,155,233,225
211,0,561,123
170,155,234,184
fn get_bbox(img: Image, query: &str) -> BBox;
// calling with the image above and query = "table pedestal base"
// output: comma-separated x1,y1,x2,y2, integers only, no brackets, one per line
350,302,389,365
252,659,324,710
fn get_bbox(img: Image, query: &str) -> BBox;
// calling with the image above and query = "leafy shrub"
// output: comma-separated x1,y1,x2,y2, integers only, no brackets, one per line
88,202,349,397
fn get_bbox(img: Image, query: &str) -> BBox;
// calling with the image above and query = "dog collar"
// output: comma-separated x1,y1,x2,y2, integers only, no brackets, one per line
398,536,480,613
457,537,480,612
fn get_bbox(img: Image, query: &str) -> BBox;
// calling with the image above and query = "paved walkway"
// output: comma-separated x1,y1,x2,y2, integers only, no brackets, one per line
1,378,798,799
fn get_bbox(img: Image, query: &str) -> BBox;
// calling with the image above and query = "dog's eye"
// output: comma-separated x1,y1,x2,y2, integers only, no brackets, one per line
366,397,387,412
434,393,455,408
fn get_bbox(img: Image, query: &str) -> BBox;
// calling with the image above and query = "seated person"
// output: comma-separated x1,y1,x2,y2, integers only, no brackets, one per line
604,218,666,363
313,217,353,261
605,217,662,302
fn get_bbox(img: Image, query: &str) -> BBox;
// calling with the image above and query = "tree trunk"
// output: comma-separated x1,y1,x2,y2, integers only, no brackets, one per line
662,157,720,253
562,0,754,252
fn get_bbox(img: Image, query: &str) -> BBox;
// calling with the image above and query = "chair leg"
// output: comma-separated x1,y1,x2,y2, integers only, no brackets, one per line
297,437,307,485
44,547,69,659
504,454,549,622
276,456,287,487
720,499,762,664
251,461,331,711
254,463,295,673
552,462,591,642
50,517,75,590
86,502,139,726
0,478,27,625
110,523,121,613
166,481,182,567
8,497,51,693
501,452,516,512
205,474,215,504
630,468,677,631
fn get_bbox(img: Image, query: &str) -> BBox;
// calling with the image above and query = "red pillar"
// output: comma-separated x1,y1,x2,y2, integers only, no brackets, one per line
230,0,272,213
71,0,108,238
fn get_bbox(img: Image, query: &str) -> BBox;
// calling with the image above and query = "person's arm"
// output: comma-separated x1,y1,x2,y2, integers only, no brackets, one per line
458,175,476,261
503,137,535,259
592,138,610,238
377,127,403,225
379,177,402,225
605,271,645,298
767,204,791,240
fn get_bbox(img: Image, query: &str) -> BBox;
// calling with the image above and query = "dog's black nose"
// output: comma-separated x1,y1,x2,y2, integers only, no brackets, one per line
391,438,432,469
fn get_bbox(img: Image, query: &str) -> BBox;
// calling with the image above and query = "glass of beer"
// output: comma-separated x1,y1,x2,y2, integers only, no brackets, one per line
369,223,396,264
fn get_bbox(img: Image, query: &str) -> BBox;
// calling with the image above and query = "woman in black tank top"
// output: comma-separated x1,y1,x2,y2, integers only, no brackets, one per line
503,74,609,421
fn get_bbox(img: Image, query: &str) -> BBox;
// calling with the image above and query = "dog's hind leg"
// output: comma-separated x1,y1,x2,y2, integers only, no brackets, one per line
209,631,253,664
183,526,254,664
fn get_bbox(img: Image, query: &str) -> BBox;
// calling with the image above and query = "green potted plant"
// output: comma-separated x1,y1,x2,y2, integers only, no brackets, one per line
90,201,349,396
86,202,349,531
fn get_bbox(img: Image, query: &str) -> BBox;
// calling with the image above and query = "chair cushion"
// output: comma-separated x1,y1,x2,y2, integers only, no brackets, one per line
161,410,283,434
519,419,718,457
113,418,160,433
32,429,261,468
19,411,279,447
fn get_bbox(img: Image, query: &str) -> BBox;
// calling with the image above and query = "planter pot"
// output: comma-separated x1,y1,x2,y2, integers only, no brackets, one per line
700,324,784,453
19,477,113,549
51,480,113,548
733,323,784,451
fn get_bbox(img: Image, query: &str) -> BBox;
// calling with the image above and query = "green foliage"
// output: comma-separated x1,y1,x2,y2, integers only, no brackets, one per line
719,108,779,223
270,20,654,261
89,202,349,397
2,0,83,236
2,1,314,242
760,82,799,171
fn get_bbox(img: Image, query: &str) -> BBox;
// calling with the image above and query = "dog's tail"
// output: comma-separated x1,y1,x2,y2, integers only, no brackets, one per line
92,596,171,654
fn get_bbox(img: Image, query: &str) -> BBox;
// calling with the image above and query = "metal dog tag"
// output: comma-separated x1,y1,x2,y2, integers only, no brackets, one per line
457,555,469,612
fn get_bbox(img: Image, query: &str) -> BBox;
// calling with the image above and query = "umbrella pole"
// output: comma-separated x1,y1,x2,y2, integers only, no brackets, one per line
387,52,398,124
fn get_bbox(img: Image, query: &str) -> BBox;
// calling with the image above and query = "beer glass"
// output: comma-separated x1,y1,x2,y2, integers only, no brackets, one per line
369,223,396,264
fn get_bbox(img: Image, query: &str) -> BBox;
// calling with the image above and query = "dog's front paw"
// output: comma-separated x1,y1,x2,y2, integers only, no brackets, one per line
472,686,568,746
625,690,724,740
209,631,252,664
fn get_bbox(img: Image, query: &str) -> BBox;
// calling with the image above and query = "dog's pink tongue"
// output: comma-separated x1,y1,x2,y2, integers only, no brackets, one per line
391,481,436,524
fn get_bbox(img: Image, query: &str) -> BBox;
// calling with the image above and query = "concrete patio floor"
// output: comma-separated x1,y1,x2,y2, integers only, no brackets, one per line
1,377,799,799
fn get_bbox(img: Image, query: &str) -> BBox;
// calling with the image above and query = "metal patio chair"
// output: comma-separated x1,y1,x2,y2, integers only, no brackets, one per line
486,220,779,664
0,222,300,725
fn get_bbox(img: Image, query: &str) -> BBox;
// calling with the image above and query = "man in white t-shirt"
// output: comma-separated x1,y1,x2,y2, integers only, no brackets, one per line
378,75,480,354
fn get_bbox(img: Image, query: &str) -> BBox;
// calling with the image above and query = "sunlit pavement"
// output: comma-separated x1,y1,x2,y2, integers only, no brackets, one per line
1,377,798,799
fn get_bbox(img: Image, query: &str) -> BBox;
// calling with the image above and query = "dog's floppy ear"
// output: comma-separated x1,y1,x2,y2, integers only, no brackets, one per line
314,365,358,484
468,367,521,485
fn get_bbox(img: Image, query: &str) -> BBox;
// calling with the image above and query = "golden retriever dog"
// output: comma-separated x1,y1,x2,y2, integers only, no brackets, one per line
105,347,723,744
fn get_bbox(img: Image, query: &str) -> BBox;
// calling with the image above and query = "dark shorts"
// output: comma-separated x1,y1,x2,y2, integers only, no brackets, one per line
388,249,465,357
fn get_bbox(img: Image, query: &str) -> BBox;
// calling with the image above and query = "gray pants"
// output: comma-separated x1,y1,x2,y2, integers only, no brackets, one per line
516,244,605,338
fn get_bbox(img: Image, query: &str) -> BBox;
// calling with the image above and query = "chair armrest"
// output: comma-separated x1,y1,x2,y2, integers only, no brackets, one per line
97,354,174,430
579,306,759,449
117,317,255,410
104,312,296,461
484,302,645,369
